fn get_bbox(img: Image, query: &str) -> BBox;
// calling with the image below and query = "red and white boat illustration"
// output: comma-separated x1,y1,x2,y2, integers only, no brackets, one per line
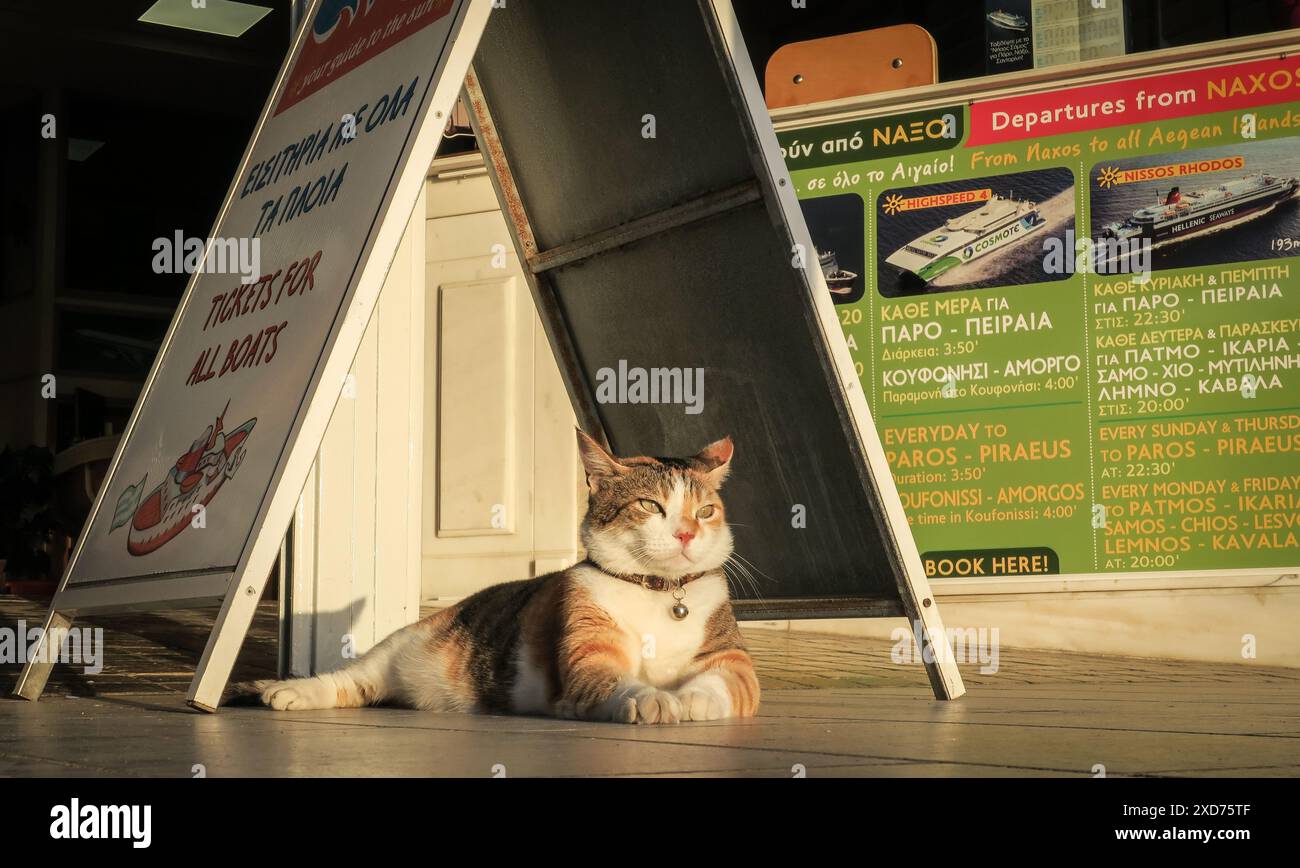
110,401,255,556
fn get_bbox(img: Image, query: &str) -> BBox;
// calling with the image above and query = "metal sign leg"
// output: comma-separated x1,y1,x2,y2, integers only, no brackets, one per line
186,571,274,712
11,610,74,701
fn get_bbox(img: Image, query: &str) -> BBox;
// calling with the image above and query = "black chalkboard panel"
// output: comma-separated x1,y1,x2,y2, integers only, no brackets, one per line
469,0,910,615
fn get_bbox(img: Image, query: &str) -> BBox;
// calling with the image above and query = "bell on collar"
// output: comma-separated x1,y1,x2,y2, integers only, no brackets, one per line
670,586,689,620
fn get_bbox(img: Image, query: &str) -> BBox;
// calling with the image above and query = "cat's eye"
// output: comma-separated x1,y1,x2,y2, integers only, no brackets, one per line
697,504,716,519
637,499,664,515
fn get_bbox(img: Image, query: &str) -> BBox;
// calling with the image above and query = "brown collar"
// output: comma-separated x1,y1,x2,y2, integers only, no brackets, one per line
582,559,709,591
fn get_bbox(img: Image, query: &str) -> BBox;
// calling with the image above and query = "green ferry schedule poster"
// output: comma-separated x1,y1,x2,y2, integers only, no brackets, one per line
780,55,1300,579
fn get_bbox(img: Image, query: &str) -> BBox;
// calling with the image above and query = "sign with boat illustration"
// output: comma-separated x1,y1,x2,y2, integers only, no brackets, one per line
50,0,483,590
108,403,255,556
776,50,1300,582
15,0,494,711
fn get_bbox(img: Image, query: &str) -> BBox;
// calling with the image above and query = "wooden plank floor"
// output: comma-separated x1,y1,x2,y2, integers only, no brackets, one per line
1,595,1297,777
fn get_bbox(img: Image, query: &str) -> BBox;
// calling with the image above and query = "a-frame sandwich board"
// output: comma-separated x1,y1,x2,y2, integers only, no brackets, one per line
14,0,497,711
465,0,964,699
17,0,964,708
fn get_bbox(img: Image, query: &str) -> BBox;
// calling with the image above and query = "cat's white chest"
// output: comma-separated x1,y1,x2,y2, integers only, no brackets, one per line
573,566,728,688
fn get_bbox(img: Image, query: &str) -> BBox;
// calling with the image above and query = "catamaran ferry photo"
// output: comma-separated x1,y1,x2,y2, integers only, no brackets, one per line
884,194,1047,285
1097,172,1300,246
876,168,1076,297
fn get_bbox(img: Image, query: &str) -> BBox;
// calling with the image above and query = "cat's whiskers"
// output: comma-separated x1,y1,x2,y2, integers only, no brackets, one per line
723,551,773,601
722,558,760,600
730,551,775,585
720,561,748,597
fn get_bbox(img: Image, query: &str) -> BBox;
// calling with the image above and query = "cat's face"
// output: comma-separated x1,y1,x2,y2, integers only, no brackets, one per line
577,431,735,580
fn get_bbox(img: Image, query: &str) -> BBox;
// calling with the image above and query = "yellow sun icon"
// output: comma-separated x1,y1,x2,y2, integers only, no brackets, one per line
1097,166,1122,189
883,194,906,215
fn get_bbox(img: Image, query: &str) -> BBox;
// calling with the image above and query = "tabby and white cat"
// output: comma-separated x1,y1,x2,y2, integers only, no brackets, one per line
245,431,759,723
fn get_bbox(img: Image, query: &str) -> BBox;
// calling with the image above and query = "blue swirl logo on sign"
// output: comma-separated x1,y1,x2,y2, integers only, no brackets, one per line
312,0,375,43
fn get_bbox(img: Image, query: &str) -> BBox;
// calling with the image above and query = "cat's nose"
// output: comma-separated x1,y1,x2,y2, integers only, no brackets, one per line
674,531,695,547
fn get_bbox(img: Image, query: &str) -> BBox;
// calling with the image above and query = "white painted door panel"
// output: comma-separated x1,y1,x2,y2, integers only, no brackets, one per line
436,277,517,537
422,162,580,600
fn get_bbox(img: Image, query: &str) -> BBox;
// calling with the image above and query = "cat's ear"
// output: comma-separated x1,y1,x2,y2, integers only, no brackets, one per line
693,436,734,487
576,429,627,492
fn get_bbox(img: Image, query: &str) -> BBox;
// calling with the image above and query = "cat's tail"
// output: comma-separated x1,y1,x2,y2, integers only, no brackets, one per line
234,619,426,711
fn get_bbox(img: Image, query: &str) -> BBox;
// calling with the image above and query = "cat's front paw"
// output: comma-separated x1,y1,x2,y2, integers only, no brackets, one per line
629,687,682,724
258,678,331,710
678,688,728,721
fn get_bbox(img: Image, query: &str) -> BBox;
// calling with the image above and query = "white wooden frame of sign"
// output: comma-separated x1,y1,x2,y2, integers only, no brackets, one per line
708,0,963,699
769,30,1300,600
14,0,496,712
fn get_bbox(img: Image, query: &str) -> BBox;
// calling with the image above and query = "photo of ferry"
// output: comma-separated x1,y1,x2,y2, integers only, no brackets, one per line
818,249,858,295
986,9,1029,31
799,191,866,304
1098,173,1298,246
1089,138,1300,270
876,167,1076,298
884,194,1047,285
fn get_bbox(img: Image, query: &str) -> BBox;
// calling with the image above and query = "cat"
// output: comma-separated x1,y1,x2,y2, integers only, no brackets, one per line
243,430,759,724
